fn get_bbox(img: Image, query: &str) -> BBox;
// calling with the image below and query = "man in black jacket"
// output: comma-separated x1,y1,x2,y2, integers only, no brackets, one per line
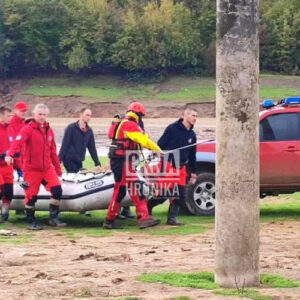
59,108,101,173
147,107,198,225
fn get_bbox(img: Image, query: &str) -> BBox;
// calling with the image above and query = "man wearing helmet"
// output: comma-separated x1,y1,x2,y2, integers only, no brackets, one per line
103,102,161,229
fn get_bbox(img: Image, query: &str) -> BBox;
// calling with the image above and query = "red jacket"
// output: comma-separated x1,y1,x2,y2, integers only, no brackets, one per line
0,122,11,167
7,114,25,169
8,120,62,175
8,114,25,138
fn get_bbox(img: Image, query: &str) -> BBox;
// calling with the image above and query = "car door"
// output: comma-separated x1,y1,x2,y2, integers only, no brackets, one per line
260,112,300,187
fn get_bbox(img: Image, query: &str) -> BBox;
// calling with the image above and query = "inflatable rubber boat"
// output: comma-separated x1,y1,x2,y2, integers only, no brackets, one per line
7,171,140,212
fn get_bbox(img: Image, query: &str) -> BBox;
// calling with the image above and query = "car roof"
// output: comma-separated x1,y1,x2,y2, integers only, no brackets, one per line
259,105,300,119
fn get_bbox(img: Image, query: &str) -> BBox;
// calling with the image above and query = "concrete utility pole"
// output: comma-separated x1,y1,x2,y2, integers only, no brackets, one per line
215,0,260,287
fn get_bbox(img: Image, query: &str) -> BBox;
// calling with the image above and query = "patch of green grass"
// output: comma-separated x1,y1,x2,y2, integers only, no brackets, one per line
24,86,123,99
138,271,219,290
260,73,300,80
0,227,34,244
23,74,300,102
214,289,272,300
7,193,300,237
158,85,300,101
8,195,299,237
0,235,33,244
82,156,108,170
115,297,139,300
61,156,108,172
259,86,299,100
293,192,300,200
6,155,300,237
24,75,157,101
59,206,211,237
260,197,300,222
74,287,92,298
158,86,215,101
139,271,298,300
260,274,299,288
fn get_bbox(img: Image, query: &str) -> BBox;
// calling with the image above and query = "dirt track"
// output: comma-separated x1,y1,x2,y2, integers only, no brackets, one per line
50,118,216,155
0,219,299,299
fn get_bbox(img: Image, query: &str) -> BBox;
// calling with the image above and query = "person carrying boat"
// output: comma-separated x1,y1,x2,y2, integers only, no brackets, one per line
8,101,28,216
5,104,66,230
147,107,198,225
7,101,28,176
0,106,13,223
59,107,104,216
59,107,102,174
103,102,161,229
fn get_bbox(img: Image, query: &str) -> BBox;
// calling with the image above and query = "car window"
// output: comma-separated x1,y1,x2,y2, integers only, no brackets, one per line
260,113,300,141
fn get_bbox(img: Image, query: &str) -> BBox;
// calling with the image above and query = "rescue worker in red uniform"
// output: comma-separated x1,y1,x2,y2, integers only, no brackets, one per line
103,102,161,229
5,104,66,230
7,101,28,173
0,107,13,223
8,101,28,216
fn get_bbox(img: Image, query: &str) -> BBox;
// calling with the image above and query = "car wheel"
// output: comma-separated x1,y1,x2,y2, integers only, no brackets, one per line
185,172,215,216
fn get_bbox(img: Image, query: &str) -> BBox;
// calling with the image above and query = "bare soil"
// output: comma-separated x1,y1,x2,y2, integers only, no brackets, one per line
0,220,299,300
50,117,216,153
0,78,299,299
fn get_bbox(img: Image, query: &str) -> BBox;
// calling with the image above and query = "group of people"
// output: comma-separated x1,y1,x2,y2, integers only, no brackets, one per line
0,100,198,230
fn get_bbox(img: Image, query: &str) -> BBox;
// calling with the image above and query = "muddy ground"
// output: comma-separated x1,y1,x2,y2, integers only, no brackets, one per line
0,79,299,299
0,218,299,300
0,117,299,300
50,117,216,155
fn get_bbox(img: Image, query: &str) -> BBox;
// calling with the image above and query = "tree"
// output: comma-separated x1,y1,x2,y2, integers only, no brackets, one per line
2,0,68,72
112,0,202,71
260,0,300,73
61,0,120,71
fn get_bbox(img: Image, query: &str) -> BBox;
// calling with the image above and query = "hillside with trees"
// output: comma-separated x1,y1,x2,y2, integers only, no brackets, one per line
0,0,299,76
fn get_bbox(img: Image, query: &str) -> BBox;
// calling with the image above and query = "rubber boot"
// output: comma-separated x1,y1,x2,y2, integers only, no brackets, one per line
119,206,135,219
116,208,126,220
49,204,67,227
139,217,161,229
1,208,9,223
102,218,123,229
26,208,42,230
166,202,184,226
147,196,166,216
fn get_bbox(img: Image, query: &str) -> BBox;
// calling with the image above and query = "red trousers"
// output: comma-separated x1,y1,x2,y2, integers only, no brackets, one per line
24,166,61,206
106,158,150,222
0,164,14,205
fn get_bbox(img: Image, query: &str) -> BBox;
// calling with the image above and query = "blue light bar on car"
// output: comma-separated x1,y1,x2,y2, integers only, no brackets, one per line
262,99,275,108
284,97,300,105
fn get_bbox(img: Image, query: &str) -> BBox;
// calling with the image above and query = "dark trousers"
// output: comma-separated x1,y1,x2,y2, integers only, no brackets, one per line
63,159,82,173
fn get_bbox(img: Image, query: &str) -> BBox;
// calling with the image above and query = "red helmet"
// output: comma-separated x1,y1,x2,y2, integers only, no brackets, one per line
127,102,146,116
